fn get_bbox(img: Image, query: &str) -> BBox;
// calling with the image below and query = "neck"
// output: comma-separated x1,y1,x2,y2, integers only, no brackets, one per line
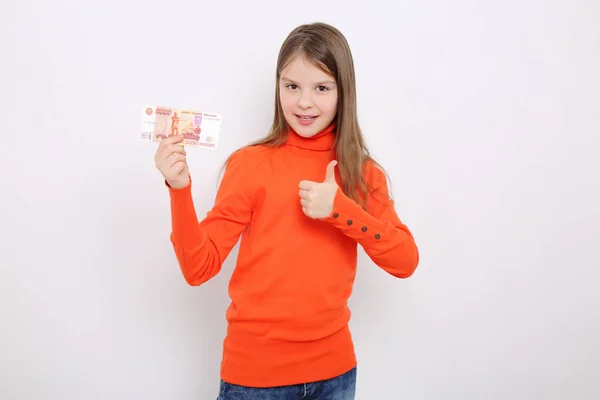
285,123,336,151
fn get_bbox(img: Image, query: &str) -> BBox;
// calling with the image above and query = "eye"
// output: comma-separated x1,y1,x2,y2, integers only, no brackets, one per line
317,86,329,92
286,84,298,90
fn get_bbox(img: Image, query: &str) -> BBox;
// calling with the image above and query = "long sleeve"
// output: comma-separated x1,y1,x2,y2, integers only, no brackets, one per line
323,163,419,278
168,150,254,286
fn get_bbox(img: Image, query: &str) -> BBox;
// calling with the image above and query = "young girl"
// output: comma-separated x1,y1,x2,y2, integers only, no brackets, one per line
154,22,419,400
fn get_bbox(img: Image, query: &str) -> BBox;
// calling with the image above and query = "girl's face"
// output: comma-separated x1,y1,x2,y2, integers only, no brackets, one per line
279,54,338,138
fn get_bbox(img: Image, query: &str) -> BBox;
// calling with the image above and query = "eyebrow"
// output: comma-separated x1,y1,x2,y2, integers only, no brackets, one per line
281,76,336,86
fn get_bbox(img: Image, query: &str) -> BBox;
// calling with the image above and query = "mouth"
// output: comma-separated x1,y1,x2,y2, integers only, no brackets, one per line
295,114,318,121
295,114,318,126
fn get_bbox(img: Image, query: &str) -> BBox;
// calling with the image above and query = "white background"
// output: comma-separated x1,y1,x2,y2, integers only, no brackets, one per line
3,0,600,399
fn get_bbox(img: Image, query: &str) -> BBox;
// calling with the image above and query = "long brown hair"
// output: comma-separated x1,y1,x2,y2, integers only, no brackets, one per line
223,22,387,210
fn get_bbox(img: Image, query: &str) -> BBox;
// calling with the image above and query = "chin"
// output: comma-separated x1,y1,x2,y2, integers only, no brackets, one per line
293,126,321,138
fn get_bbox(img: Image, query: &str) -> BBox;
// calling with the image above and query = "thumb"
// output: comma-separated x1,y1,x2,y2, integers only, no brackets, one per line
324,160,338,183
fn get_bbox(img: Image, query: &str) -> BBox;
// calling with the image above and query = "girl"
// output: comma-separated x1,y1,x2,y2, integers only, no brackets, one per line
154,22,419,400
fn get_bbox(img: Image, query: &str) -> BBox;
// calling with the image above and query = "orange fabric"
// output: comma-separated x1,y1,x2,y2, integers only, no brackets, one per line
167,123,419,387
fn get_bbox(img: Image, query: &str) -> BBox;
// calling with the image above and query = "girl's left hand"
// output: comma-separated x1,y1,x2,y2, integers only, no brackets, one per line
298,160,338,219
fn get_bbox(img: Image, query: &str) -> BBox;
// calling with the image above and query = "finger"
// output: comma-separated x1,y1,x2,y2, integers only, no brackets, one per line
165,134,185,144
300,198,309,207
157,134,184,153
158,143,186,162
324,160,337,183
158,134,185,149
168,144,187,156
174,161,187,173
299,180,318,190
298,189,311,199
163,152,184,168
168,153,186,168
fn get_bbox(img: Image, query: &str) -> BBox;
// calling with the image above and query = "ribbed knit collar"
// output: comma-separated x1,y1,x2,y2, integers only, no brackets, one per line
285,123,336,151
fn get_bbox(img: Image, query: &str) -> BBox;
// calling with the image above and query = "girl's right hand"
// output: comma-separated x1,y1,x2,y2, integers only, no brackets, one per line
154,135,190,189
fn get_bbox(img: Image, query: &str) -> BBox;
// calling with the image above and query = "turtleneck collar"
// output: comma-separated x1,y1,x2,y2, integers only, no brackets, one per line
285,123,336,151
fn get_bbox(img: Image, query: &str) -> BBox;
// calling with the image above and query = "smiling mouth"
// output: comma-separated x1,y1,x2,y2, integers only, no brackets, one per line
295,114,318,120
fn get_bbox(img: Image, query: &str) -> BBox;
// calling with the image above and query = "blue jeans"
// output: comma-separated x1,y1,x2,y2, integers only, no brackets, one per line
217,367,356,399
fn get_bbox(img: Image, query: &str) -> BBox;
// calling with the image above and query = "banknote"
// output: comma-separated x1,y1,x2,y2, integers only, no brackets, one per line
141,105,222,148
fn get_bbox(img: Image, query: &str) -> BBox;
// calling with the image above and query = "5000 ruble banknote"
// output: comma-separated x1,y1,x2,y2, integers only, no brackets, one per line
141,106,222,148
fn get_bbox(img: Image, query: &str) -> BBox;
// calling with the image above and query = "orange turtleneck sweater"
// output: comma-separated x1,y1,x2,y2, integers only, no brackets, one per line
167,123,419,387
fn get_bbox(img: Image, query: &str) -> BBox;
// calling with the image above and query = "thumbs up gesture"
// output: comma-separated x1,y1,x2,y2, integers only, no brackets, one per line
299,160,339,219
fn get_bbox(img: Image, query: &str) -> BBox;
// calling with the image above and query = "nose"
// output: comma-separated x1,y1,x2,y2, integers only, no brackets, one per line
297,90,314,109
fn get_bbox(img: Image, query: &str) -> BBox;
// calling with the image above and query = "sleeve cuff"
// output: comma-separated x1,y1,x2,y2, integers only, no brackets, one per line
166,178,204,248
324,187,387,242
165,178,192,196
